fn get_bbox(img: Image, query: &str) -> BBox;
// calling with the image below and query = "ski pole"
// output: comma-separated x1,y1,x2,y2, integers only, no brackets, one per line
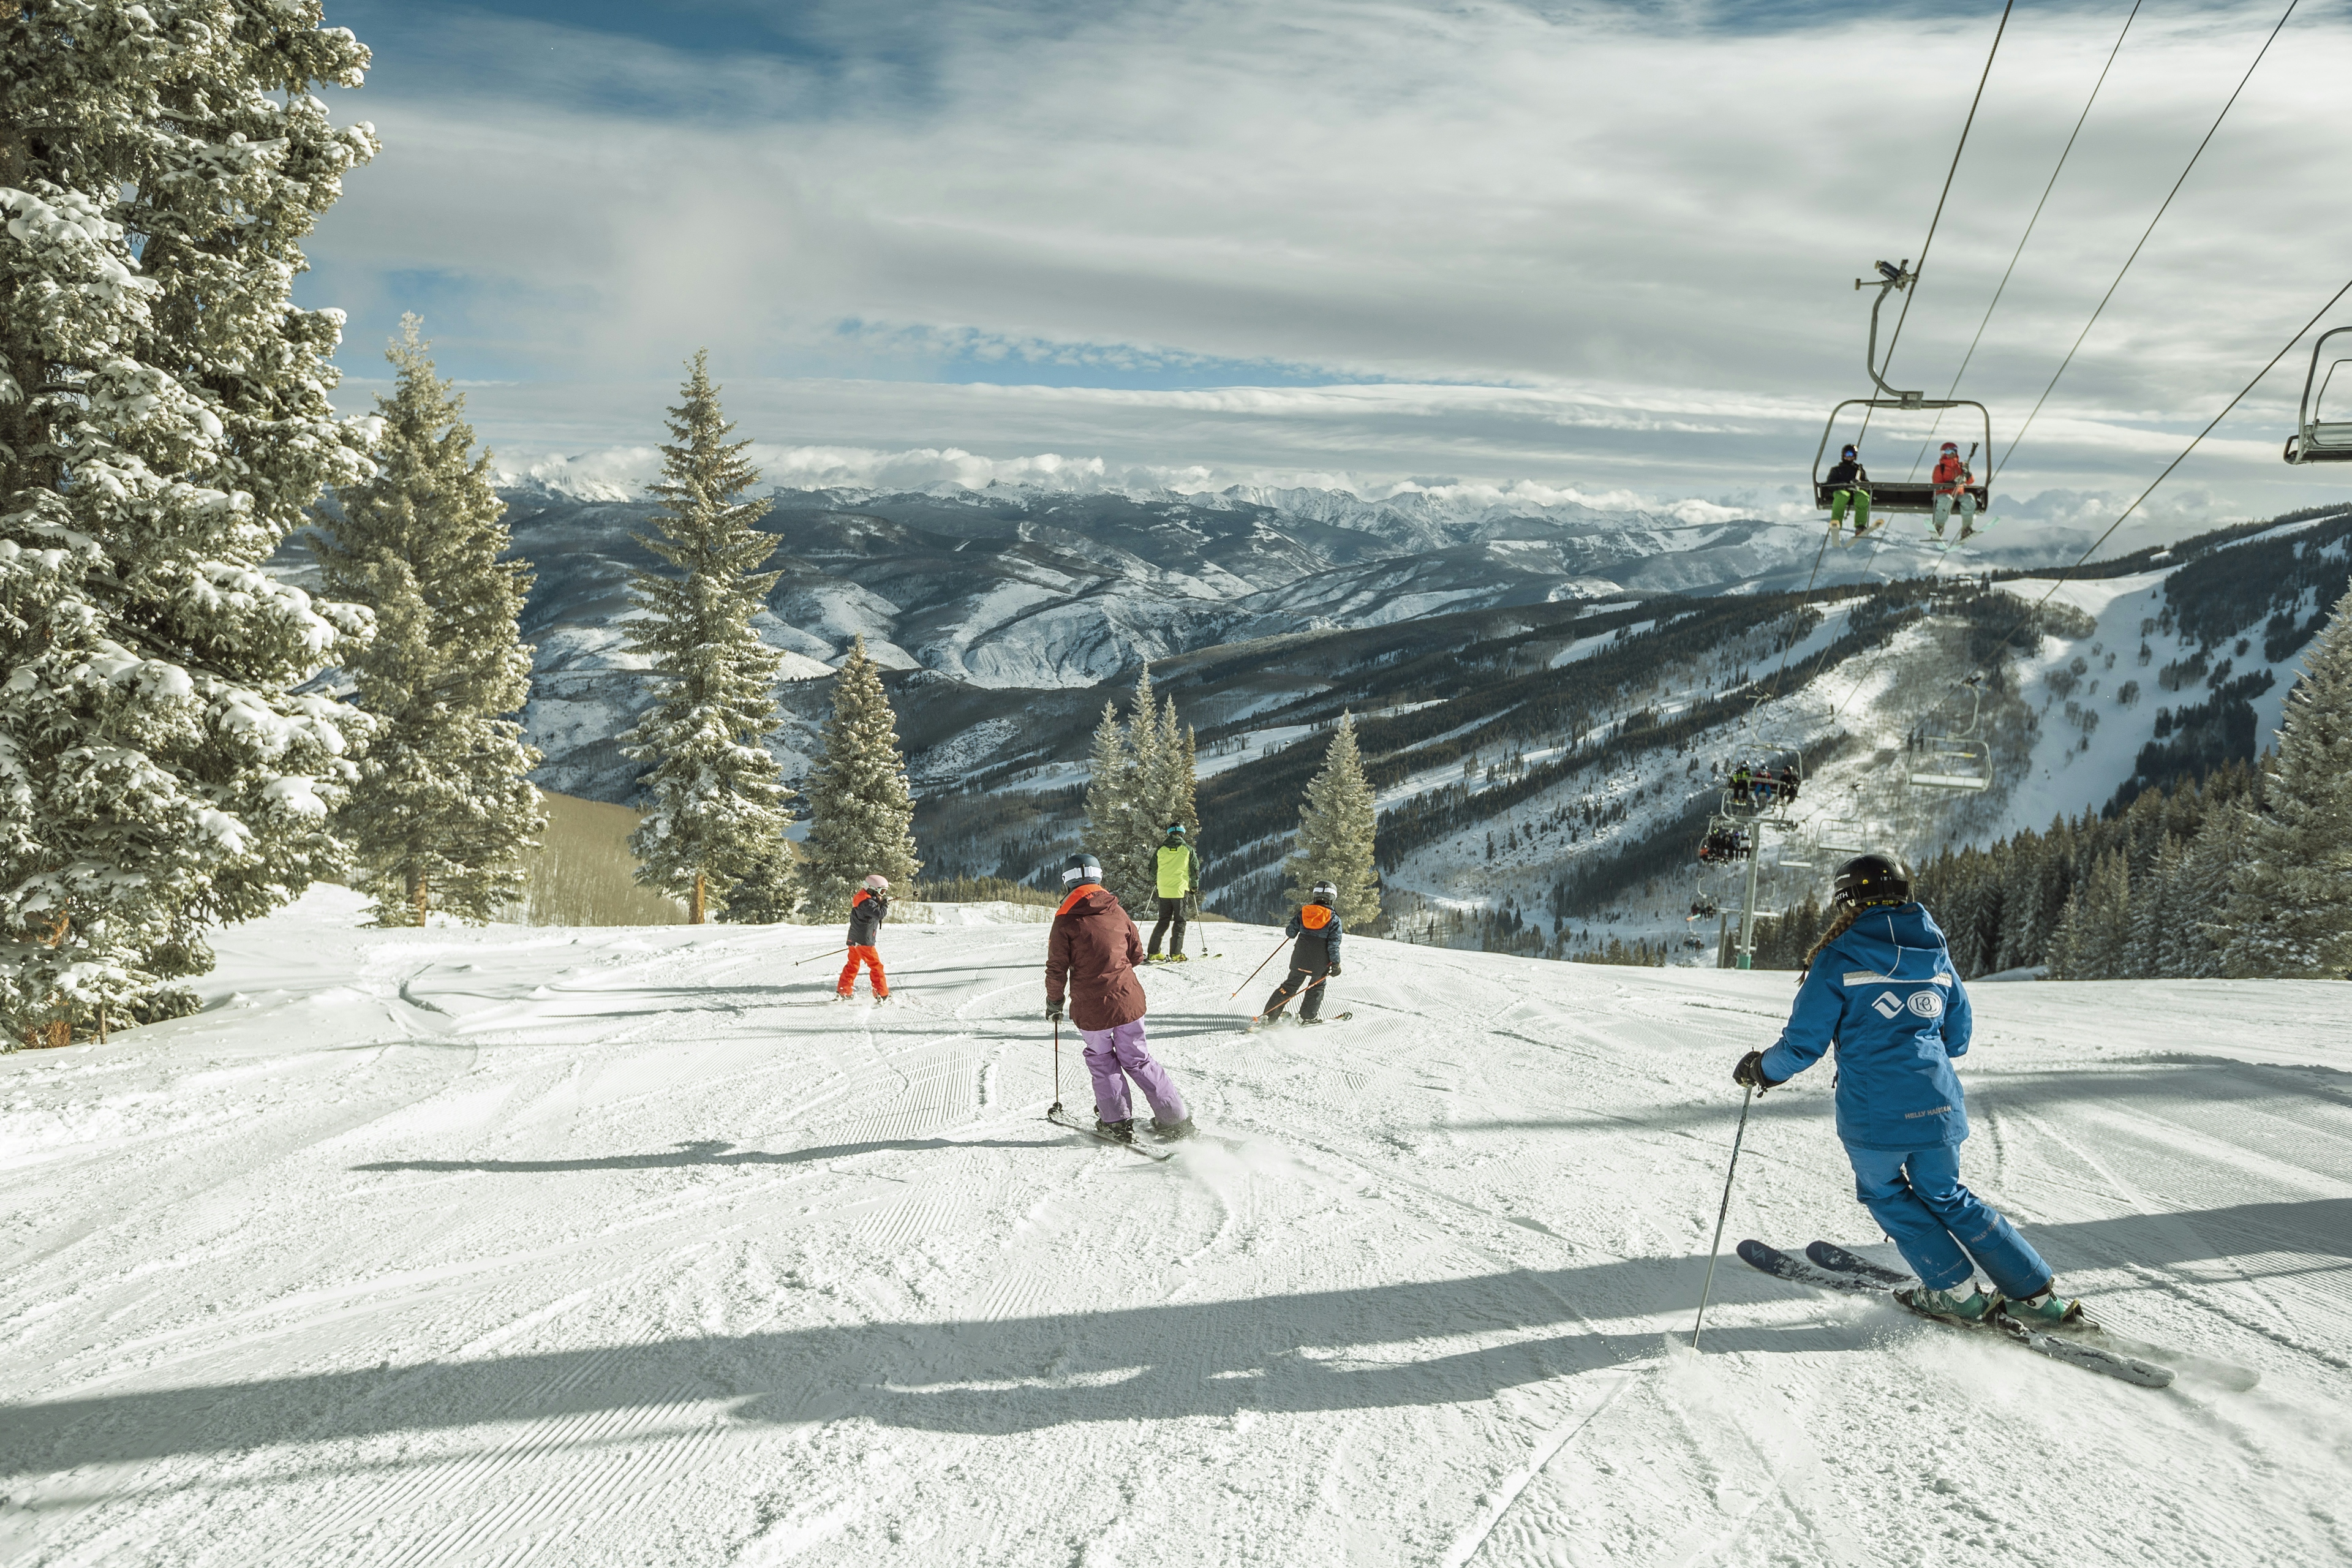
793,946,850,968
1690,1083,1756,1351
1049,1016,1063,1117
1231,935,1290,999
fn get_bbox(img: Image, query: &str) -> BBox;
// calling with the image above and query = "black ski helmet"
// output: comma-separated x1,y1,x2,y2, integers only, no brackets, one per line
1841,443,1858,460
1309,880,1338,905
1831,852,1912,910
1061,851,1103,886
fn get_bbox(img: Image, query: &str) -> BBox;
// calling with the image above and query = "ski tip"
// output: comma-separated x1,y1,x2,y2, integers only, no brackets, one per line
1735,1238,1780,1267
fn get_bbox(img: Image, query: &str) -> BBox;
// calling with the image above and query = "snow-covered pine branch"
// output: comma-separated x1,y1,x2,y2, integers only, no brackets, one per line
311,316,544,927
2219,585,2352,978
1,1,382,1046
617,353,791,924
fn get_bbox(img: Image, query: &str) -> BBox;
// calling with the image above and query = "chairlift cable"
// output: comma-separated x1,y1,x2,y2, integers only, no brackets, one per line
1855,0,2016,452
1906,0,2144,481
1833,270,2352,728
1992,0,2302,484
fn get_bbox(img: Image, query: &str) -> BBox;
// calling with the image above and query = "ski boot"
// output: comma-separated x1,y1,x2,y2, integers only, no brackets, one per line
1296,1016,1326,1028
1095,1117,1136,1144
833,992,854,1003
1153,1115,1196,1141
1898,1281,2001,1324
2002,1285,2084,1329
874,993,892,1005
1168,952,1188,963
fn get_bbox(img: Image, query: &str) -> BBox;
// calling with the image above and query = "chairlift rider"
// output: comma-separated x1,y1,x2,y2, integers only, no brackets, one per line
1825,444,1872,544
1932,442,1978,542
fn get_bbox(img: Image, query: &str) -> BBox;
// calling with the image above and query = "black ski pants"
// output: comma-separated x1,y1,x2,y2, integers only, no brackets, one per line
1264,962,1330,1021
1149,897,1186,956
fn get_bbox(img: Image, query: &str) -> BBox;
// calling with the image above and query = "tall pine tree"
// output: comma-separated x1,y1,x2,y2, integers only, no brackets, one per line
2046,849,2130,980
2219,586,2352,978
2,7,380,1044
312,317,543,926
620,353,790,924
1082,699,1131,878
1284,712,1380,927
802,637,921,916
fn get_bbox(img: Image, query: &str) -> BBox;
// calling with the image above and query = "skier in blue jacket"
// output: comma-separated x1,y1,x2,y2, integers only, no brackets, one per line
1732,853,2083,1329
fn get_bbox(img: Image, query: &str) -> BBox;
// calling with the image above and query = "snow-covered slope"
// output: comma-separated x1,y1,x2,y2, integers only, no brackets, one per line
4,892,2347,1565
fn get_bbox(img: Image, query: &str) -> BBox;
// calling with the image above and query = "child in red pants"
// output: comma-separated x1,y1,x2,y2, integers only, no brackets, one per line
837,874,891,1001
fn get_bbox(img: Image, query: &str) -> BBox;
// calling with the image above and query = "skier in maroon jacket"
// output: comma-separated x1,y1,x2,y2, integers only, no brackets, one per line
1045,851,1195,1144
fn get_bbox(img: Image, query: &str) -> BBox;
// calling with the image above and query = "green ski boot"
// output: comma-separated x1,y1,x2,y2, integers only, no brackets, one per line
2002,1286,2085,1329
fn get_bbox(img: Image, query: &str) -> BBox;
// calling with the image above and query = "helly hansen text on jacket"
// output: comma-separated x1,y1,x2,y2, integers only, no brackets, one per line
1757,902,1975,1151
1046,884,1149,1031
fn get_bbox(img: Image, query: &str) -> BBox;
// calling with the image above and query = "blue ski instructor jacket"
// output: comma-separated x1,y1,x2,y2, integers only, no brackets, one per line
1757,902,1974,1151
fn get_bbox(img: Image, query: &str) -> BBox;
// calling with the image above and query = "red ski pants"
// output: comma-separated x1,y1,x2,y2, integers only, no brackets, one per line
838,946,888,997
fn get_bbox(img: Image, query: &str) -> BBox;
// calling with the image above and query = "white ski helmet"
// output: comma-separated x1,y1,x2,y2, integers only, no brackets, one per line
864,874,890,892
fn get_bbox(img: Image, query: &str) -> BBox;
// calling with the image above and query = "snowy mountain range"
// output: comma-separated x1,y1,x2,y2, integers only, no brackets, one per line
281,484,2349,935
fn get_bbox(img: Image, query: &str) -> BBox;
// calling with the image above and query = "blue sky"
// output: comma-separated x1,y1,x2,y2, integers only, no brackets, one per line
299,0,2352,528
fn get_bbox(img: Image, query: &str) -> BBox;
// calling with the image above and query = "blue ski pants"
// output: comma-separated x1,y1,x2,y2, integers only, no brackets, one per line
1845,1143,2052,1297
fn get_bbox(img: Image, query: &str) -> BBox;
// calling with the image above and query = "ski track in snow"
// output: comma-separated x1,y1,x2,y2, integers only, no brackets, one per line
2,890,2348,1566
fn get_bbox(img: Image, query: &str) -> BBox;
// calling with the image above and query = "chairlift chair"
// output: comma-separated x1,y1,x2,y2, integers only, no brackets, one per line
1814,260,1993,513
1907,679,1994,793
1816,817,1872,857
2283,326,2352,464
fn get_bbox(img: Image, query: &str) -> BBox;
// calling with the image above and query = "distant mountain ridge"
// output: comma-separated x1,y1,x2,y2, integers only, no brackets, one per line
398,480,2115,802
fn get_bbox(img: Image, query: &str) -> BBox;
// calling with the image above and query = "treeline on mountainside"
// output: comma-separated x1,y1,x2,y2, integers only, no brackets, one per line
1746,581,2352,981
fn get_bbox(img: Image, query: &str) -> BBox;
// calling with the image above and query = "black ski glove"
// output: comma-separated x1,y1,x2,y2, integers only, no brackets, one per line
1327,963,1341,978
1046,1002,1063,1023
1732,1050,1782,1091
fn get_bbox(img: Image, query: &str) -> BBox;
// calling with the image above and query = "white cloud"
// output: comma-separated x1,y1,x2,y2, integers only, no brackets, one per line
311,0,2352,526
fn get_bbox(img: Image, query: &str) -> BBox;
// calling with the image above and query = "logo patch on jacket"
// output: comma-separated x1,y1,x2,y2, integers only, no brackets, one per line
1871,992,1904,1019
1906,991,1945,1019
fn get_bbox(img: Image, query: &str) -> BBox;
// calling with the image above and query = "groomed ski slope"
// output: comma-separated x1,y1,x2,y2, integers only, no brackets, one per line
4,891,2348,1567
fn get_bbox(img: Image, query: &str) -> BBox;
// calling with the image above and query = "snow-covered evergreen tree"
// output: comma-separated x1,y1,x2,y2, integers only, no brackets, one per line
312,317,542,926
2121,834,2178,978
721,835,800,925
1107,666,1165,908
802,637,920,917
1284,712,1380,927
2218,586,2352,978
619,353,790,924
1082,699,1131,881
2,7,380,1045
2046,849,2129,980
2168,805,2243,978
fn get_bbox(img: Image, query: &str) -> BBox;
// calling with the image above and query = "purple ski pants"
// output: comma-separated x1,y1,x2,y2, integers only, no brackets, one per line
1080,1019,1187,1126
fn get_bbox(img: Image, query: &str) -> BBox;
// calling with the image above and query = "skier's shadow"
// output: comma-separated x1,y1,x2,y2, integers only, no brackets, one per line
10,1195,2347,1471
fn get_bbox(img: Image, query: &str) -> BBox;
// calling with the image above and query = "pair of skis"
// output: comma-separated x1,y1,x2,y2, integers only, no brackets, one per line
1245,1011,1351,1033
1740,1240,2256,1390
1044,1104,1177,1162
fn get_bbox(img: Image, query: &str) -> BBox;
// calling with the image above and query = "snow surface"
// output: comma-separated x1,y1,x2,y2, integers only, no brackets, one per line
5,890,2350,1566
